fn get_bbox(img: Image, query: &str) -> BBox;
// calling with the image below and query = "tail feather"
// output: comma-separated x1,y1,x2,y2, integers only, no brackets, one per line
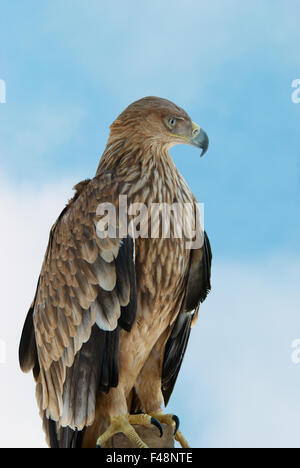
43,416,85,448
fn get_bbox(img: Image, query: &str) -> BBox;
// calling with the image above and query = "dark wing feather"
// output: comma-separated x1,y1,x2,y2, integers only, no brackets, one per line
116,237,137,332
19,303,39,377
162,313,192,406
19,279,40,378
185,231,212,312
162,231,212,405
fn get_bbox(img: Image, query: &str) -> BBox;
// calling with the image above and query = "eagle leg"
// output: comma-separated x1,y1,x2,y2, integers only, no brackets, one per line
96,414,163,448
149,412,190,448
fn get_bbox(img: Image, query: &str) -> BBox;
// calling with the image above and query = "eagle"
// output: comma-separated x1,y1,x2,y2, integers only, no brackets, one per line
19,97,212,448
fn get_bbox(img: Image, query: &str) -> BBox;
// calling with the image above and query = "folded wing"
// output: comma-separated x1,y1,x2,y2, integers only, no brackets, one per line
19,174,137,432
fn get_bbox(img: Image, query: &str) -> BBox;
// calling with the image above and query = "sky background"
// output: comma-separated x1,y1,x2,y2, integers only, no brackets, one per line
0,0,299,448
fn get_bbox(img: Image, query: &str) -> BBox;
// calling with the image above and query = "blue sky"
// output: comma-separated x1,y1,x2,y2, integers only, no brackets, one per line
0,0,299,448
0,0,299,259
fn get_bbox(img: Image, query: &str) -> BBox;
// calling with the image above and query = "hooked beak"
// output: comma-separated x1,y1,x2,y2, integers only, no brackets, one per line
190,122,209,157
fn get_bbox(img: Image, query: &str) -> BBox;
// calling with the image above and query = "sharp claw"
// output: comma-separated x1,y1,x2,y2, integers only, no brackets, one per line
172,415,180,435
151,417,163,438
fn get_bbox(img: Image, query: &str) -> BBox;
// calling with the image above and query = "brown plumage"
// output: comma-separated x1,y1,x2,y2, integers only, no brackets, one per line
19,96,212,448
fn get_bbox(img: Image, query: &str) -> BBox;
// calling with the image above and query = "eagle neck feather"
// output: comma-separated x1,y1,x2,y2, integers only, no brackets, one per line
96,137,183,201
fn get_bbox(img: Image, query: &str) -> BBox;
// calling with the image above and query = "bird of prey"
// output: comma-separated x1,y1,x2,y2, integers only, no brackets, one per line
19,97,212,448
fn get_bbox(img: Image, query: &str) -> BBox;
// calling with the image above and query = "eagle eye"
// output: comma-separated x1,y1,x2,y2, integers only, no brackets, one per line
167,117,177,129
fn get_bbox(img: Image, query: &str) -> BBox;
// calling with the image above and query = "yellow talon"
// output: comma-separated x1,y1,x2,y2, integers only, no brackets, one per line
96,413,163,448
175,429,190,448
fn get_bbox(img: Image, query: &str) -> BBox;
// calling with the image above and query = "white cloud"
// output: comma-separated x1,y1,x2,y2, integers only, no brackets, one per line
0,171,299,447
